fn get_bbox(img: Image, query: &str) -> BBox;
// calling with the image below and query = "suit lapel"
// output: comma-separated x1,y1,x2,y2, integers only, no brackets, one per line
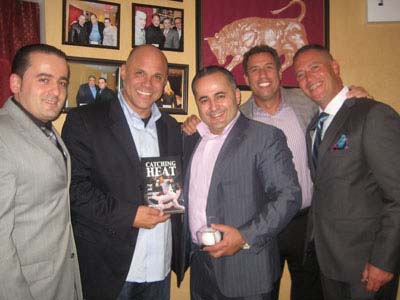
108,100,141,170
156,117,168,156
207,115,247,211
318,102,352,165
5,100,66,172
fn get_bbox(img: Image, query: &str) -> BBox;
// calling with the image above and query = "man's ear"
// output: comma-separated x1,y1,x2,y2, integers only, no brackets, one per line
9,74,22,94
332,60,340,76
120,63,127,81
235,88,241,105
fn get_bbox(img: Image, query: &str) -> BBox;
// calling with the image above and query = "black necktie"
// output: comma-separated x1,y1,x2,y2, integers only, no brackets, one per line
312,112,329,168
40,126,67,161
40,125,58,146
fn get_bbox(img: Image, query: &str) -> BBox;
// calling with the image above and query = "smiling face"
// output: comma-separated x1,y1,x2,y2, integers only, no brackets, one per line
244,52,282,105
152,15,160,27
193,71,240,135
294,49,343,109
10,52,69,122
121,45,168,118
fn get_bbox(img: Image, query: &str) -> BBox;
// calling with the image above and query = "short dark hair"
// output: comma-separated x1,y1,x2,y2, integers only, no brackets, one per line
12,43,68,78
242,45,281,75
192,65,237,95
88,75,96,81
104,18,111,22
98,77,107,82
162,17,172,24
152,13,160,19
293,44,333,63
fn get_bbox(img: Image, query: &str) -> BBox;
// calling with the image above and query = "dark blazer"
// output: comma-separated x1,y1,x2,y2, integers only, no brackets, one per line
84,21,105,43
306,98,400,283
76,83,99,106
183,114,301,297
96,87,116,104
62,99,186,300
145,24,165,48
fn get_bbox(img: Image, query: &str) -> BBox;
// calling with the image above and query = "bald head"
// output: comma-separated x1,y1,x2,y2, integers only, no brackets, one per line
121,45,169,118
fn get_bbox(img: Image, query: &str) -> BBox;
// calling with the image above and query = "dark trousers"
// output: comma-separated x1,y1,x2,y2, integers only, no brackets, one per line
321,272,399,300
117,273,171,300
190,250,271,300
271,209,323,300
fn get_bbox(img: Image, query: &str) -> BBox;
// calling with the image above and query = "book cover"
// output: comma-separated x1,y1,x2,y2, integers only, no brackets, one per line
141,156,185,214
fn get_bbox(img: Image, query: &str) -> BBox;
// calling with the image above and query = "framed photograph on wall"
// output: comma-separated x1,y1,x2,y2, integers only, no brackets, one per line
133,4,184,52
64,57,123,111
196,0,329,89
156,63,188,115
62,0,120,49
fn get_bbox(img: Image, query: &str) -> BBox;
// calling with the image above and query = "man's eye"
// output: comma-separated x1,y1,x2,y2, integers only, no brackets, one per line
39,78,49,83
135,71,144,77
296,72,305,81
154,74,164,82
59,81,68,88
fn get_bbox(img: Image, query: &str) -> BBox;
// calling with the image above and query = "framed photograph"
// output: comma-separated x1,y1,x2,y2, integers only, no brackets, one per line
156,63,188,115
196,0,329,88
62,0,120,49
64,57,123,110
133,4,184,52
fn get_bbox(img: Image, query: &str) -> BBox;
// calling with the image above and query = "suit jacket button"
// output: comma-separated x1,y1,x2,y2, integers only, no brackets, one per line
70,253,75,259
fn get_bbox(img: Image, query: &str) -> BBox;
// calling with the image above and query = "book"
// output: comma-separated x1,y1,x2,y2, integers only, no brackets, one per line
141,156,185,214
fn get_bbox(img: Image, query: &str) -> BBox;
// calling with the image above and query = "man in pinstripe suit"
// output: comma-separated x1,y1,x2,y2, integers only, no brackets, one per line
183,65,301,300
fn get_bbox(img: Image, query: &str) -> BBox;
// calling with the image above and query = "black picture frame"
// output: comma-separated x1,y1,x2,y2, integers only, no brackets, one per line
62,0,120,49
196,0,329,89
64,57,123,111
132,3,184,52
157,63,188,115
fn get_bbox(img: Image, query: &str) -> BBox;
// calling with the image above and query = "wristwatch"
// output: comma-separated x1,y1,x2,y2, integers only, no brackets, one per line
241,242,251,250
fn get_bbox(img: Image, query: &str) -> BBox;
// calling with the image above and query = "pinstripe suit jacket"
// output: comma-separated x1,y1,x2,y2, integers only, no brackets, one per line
183,114,301,297
240,87,318,134
0,99,82,300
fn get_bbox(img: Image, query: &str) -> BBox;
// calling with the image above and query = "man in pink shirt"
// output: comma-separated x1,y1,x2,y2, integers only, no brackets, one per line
182,65,301,300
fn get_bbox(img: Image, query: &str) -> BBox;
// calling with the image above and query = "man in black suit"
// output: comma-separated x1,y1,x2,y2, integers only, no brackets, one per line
76,75,99,106
96,77,115,103
62,45,186,300
293,44,400,300
84,14,104,45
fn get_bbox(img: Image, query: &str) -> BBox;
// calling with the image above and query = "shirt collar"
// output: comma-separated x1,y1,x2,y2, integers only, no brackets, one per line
251,93,286,116
197,111,240,139
322,86,349,115
11,97,52,130
118,90,161,130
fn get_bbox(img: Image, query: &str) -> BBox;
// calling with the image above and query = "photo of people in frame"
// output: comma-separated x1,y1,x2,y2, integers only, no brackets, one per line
132,4,184,52
62,0,120,49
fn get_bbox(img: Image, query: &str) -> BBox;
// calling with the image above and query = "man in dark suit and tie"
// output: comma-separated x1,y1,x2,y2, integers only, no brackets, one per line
76,75,99,106
62,45,186,300
293,44,400,300
183,65,301,300
96,77,115,103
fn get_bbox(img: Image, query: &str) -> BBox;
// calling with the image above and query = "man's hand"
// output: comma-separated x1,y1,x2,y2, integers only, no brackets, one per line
361,263,393,292
203,224,246,258
133,205,170,229
181,115,201,135
347,85,372,99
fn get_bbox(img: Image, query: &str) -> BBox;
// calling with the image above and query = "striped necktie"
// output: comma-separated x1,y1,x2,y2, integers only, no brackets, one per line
312,112,329,168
